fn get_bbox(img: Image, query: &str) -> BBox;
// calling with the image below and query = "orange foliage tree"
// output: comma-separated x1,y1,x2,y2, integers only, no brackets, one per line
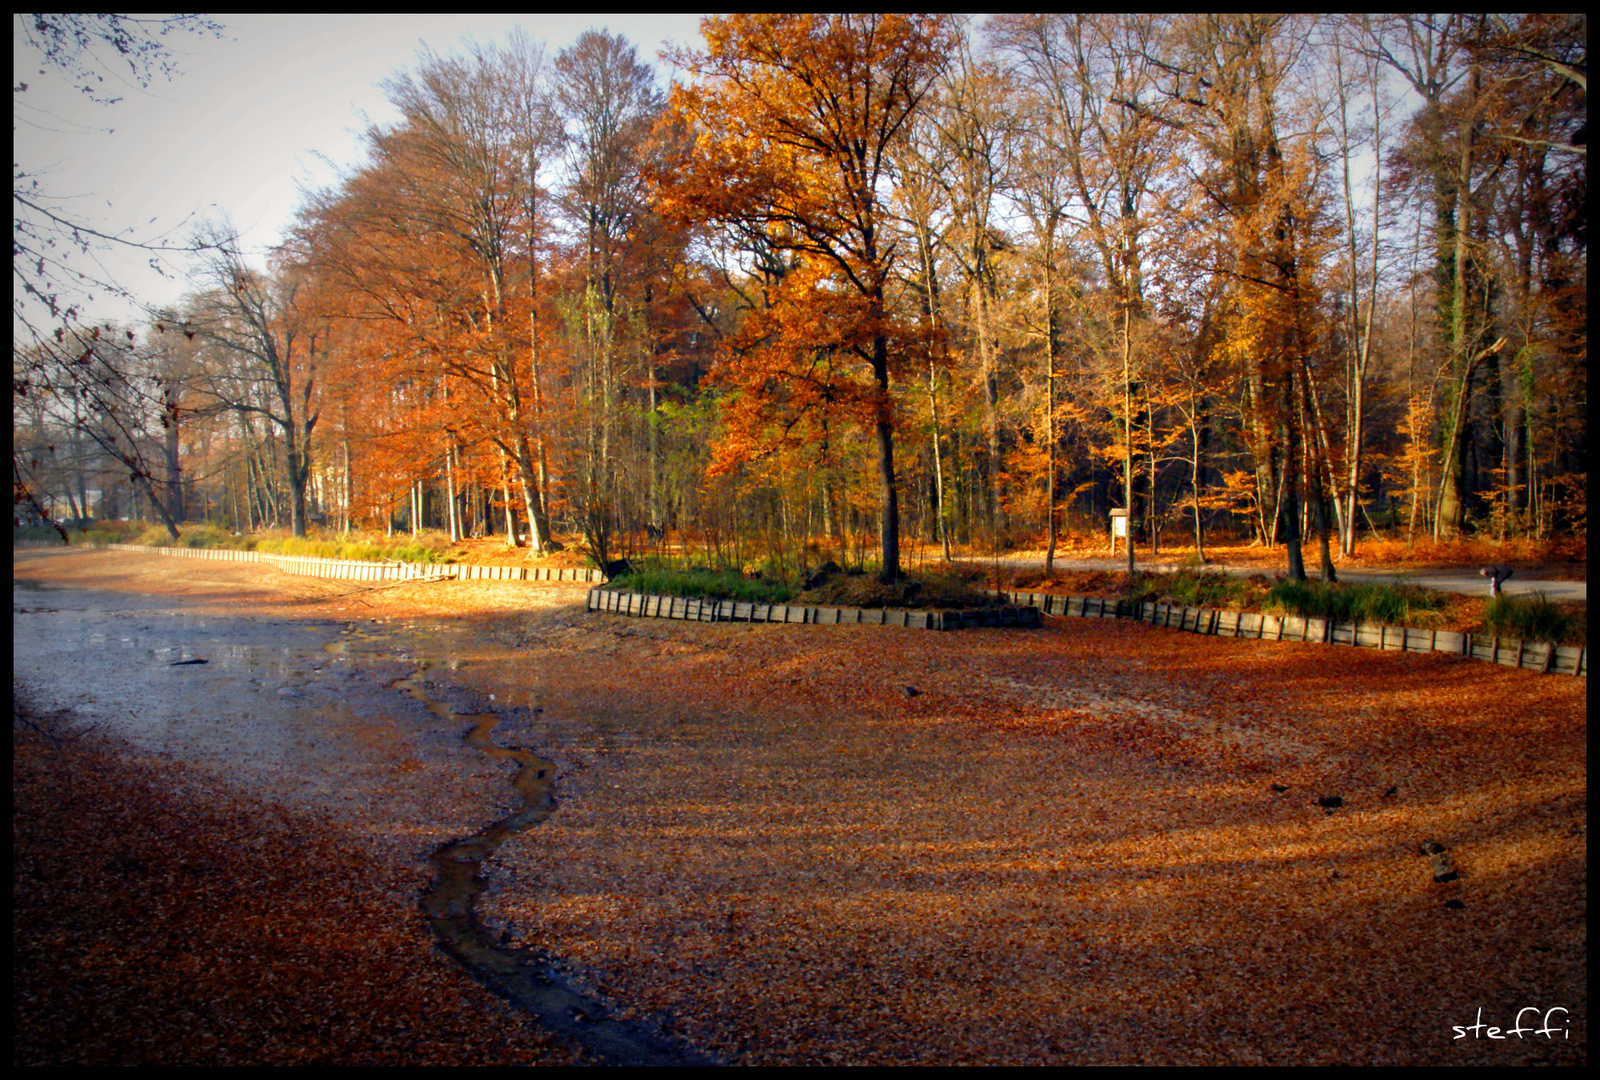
295,36,562,549
659,14,959,582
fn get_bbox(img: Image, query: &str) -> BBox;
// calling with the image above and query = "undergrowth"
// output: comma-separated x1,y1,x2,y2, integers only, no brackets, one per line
47,522,454,565
610,562,794,603
251,534,450,564
1110,570,1457,630
606,557,998,609
1263,578,1448,626
1485,594,1582,646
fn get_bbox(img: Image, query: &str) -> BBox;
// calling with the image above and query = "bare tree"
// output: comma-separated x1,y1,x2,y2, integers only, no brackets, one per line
14,15,227,532
992,14,1169,572
188,227,322,537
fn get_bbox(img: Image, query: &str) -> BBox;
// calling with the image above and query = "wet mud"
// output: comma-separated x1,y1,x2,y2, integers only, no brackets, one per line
12,572,711,1066
388,661,713,1066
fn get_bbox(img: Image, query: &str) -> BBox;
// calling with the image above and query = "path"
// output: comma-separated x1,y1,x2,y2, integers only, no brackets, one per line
955,554,1587,603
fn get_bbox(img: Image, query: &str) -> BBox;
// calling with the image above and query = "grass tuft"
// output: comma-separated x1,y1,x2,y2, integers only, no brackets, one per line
1264,578,1447,625
1485,593,1581,645
611,562,794,604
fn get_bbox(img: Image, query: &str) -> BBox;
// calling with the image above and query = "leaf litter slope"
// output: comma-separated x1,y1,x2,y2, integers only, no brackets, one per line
11,703,580,1066
12,550,1587,1065
480,612,1586,1065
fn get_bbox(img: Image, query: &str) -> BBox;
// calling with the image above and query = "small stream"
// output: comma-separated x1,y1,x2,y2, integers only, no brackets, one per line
354,649,716,1065
14,579,713,1066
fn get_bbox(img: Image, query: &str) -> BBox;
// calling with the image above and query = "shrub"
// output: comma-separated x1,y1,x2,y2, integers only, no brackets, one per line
13,525,67,544
1265,578,1446,626
612,563,794,604
1164,570,1250,609
1485,594,1581,645
248,531,448,565
125,523,178,547
178,524,230,549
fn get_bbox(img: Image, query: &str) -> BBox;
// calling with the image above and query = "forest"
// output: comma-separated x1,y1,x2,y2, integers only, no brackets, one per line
13,14,1588,583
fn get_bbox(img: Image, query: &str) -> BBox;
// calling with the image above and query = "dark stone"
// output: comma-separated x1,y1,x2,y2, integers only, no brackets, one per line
1430,851,1459,882
1270,783,1289,793
1317,795,1343,809
804,560,843,589
1443,898,1465,910
903,686,921,698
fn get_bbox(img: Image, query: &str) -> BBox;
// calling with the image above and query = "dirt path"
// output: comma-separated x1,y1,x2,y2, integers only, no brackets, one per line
12,549,1588,1065
958,554,1588,602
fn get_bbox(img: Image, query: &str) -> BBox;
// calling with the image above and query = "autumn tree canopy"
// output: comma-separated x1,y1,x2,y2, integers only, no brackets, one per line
660,14,961,582
17,15,1586,580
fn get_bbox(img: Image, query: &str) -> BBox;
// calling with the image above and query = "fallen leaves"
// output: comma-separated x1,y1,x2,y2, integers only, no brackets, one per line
11,700,583,1066
475,614,1587,1066
11,549,1589,1065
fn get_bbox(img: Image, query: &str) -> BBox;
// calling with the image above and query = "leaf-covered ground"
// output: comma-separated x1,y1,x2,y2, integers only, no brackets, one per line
12,697,584,1066
474,607,1587,1065
11,549,1587,1065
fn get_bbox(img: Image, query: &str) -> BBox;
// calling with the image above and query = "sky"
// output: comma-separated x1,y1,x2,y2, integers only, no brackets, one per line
14,14,709,327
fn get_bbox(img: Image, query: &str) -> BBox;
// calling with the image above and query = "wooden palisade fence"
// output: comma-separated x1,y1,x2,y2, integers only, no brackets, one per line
587,584,1583,675
587,587,1042,630
1000,590,1586,678
15,542,1582,675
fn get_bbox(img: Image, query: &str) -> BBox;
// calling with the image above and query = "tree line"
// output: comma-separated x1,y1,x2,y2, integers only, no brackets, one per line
14,14,1586,582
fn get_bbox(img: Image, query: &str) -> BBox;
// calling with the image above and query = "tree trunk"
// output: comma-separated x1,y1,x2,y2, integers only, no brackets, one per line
444,442,460,543
1190,405,1207,563
873,332,901,584
1044,284,1059,576
1122,304,1136,575
1282,372,1307,582
927,360,952,563
501,477,519,547
513,434,550,551
1435,58,1483,540
340,436,351,536
163,381,184,526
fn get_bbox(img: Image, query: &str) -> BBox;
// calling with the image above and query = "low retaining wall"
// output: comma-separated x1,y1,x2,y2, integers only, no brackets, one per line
30,542,603,584
15,543,1583,675
453,564,598,582
587,587,1042,630
1001,590,1586,678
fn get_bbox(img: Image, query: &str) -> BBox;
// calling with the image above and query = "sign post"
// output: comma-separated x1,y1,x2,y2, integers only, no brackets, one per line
1109,508,1130,556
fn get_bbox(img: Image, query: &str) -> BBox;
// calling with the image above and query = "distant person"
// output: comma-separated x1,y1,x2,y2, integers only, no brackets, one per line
1480,564,1514,597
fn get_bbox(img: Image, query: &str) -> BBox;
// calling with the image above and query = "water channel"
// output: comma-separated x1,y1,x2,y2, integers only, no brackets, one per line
12,573,711,1066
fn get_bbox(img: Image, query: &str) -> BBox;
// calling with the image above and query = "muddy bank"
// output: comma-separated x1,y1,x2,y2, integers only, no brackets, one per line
14,549,1588,1065
13,550,703,1064
11,693,579,1066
